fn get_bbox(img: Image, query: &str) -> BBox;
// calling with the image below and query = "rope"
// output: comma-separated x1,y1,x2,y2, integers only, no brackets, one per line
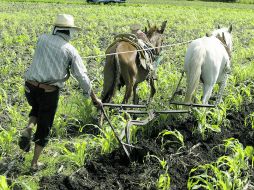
82,40,192,59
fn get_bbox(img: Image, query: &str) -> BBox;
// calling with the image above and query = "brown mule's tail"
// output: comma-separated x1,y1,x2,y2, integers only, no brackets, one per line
101,51,121,103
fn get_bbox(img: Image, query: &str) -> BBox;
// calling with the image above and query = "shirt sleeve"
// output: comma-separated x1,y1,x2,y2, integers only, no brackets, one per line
70,48,92,98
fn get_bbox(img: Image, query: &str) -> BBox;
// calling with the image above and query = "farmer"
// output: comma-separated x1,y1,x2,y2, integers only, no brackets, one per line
19,14,102,171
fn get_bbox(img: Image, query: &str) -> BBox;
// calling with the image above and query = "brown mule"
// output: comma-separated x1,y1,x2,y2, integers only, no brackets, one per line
101,21,167,107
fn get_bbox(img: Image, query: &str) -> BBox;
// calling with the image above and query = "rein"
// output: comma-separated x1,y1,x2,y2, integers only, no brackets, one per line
216,35,231,60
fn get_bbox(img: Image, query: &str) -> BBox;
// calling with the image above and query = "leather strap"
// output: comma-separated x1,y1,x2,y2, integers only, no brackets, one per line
26,80,58,92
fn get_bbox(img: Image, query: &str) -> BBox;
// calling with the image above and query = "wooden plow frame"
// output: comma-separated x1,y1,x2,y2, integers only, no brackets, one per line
101,102,215,160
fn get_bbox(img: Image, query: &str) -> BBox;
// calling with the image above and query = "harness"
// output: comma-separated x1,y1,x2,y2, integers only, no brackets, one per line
216,35,231,60
106,33,157,71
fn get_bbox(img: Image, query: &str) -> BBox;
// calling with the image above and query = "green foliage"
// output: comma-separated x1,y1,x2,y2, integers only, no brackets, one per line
157,173,171,190
94,113,127,154
238,0,254,3
0,175,10,190
188,138,252,189
146,154,171,190
202,0,238,2
60,141,88,167
0,126,16,156
192,108,221,140
245,112,254,129
158,129,185,148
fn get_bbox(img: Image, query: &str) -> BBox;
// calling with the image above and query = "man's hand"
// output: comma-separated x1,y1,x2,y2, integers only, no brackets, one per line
90,90,103,108
93,97,102,108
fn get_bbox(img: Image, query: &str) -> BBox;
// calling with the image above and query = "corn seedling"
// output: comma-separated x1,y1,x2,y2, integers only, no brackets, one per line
145,154,171,190
0,126,16,155
245,112,254,129
188,138,251,190
0,175,10,190
60,141,88,167
192,108,221,140
157,129,184,150
244,146,254,167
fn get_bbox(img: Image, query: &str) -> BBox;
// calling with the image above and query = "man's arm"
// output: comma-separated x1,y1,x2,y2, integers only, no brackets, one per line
70,48,102,107
90,90,102,107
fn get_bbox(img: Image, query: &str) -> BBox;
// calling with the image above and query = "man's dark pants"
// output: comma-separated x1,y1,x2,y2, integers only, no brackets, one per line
25,81,59,147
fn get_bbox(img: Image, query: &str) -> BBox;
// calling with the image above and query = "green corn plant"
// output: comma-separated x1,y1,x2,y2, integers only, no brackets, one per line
0,126,16,155
128,125,141,144
192,108,207,139
60,141,88,167
217,156,249,189
188,138,251,190
188,157,248,190
0,175,10,190
52,116,68,138
146,154,171,190
206,109,223,133
157,172,171,190
92,112,128,154
224,92,243,111
223,138,249,171
6,105,25,128
93,126,118,154
240,84,252,103
0,88,8,106
244,146,254,167
245,112,254,129
192,108,221,140
158,129,184,149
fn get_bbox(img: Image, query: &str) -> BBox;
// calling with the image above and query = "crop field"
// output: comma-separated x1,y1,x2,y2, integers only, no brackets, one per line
0,0,254,189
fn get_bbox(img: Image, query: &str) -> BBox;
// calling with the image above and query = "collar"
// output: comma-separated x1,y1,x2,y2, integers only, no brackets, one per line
216,35,231,60
55,32,71,42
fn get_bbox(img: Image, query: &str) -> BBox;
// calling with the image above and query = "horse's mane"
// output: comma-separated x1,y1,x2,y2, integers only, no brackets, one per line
211,28,229,37
211,27,233,53
146,25,159,38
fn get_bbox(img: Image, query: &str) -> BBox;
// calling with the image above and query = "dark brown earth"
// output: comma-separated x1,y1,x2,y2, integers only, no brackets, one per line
37,101,254,190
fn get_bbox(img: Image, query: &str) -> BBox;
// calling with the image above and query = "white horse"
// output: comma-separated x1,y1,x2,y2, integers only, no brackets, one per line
184,25,233,105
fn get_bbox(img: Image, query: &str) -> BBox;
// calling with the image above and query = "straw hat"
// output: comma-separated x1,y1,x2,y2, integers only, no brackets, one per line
130,24,141,31
54,14,81,30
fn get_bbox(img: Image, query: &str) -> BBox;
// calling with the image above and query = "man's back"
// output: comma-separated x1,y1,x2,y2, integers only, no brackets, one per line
25,33,75,88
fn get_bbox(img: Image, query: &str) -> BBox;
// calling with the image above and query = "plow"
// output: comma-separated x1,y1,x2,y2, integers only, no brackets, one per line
101,102,215,160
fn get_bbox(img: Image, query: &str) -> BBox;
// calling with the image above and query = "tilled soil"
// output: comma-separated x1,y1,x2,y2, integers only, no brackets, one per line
40,102,254,190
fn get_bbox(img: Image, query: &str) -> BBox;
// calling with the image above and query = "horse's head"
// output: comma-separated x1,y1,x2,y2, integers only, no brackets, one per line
208,25,233,54
145,20,167,55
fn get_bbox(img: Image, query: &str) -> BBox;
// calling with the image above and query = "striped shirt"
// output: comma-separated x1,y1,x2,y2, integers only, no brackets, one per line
25,32,91,97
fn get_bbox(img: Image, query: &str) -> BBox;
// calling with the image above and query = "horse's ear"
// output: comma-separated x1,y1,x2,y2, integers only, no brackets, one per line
217,25,221,29
147,20,151,29
228,24,233,33
145,27,148,34
160,20,167,34
206,32,212,37
222,32,226,42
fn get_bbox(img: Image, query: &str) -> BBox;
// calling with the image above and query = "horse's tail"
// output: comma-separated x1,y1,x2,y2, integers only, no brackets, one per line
102,50,121,103
184,45,205,103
